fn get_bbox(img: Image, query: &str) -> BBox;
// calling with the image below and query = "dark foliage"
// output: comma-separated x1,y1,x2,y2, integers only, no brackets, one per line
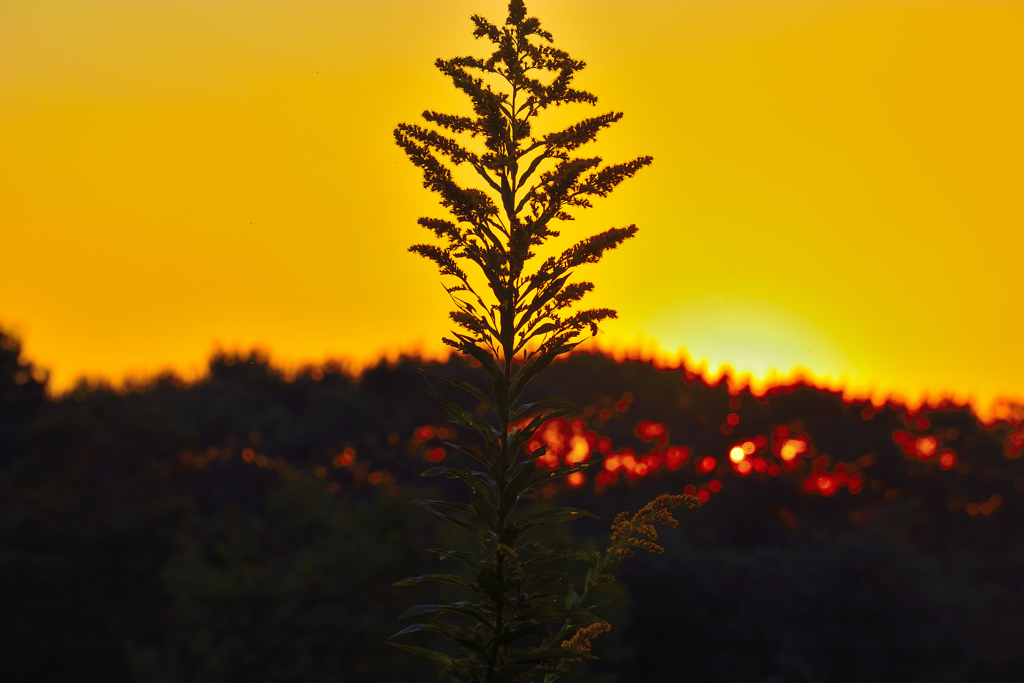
2,323,1023,681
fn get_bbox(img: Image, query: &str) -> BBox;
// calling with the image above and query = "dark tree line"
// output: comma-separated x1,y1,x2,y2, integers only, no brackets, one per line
1,328,1023,682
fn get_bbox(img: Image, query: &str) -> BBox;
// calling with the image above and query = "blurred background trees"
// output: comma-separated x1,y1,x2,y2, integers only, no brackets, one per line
1,326,1023,682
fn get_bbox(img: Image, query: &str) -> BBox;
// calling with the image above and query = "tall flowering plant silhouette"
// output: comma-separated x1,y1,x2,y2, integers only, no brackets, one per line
391,2,699,681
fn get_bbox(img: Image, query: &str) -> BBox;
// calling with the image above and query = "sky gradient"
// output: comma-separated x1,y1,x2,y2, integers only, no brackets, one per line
2,0,1022,414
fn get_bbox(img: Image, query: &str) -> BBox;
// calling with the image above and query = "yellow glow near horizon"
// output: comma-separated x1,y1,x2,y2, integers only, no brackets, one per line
1,1,1022,414
638,294,853,383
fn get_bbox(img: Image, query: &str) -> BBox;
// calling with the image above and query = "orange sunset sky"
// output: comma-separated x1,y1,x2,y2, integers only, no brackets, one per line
1,0,1022,413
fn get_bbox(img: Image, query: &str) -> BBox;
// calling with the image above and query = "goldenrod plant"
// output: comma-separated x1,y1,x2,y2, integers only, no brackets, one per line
391,2,699,680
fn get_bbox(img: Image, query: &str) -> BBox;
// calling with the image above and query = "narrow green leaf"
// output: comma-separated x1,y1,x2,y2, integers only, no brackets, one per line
519,543,596,564
399,601,493,625
435,394,499,441
416,498,476,517
528,461,592,487
419,502,495,545
428,548,485,572
507,413,549,456
513,506,596,532
442,441,495,472
394,573,478,590
512,647,598,664
510,395,583,424
458,338,503,380
499,622,549,646
421,369,495,413
526,570,571,585
469,490,501,533
386,642,470,678
419,467,497,499
392,622,433,638
516,607,604,625
398,604,444,620
428,618,488,655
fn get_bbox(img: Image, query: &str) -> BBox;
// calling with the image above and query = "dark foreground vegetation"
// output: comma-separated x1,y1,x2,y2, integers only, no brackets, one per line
2,329,1023,682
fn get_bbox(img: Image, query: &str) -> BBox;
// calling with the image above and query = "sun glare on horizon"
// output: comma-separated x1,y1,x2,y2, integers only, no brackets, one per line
637,295,854,387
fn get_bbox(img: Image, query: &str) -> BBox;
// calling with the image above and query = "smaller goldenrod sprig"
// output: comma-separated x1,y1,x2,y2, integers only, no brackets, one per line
541,493,701,682
608,493,700,561
559,622,612,664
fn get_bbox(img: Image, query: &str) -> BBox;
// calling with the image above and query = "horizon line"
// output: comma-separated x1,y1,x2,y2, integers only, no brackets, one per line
16,334,1022,426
